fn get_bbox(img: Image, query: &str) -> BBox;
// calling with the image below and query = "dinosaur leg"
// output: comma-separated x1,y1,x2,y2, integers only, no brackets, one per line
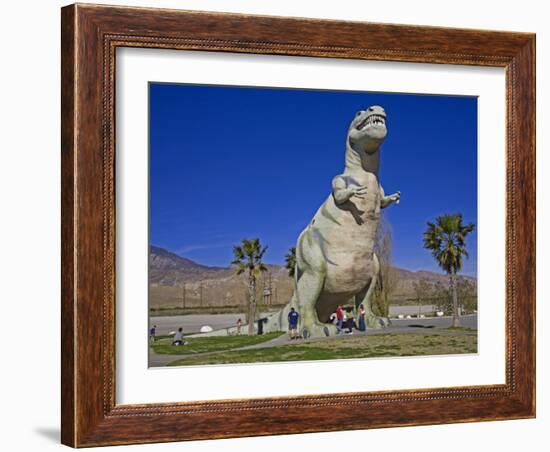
295,270,334,338
355,253,384,329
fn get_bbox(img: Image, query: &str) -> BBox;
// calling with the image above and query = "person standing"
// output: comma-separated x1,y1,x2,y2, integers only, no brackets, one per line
288,307,299,340
236,318,242,335
345,315,355,334
149,325,157,343
336,304,344,334
358,304,366,332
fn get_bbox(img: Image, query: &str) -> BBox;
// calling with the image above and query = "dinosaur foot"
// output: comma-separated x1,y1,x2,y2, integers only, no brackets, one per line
302,322,336,339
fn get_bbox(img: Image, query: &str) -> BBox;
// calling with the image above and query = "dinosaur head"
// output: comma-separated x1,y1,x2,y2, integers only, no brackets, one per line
348,105,387,154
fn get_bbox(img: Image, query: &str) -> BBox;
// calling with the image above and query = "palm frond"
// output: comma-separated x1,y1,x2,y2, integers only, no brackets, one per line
423,213,475,276
230,237,269,277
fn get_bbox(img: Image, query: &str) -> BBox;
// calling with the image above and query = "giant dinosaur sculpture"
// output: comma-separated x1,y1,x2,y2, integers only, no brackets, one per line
263,105,401,337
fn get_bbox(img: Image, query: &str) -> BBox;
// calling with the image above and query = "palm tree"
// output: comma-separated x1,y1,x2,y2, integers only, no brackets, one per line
231,238,268,335
284,247,297,278
423,213,475,327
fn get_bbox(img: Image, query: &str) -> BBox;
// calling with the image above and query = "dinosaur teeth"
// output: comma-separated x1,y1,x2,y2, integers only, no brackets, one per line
358,114,386,129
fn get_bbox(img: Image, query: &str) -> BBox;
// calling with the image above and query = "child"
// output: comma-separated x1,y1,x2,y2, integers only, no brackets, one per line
236,318,242,335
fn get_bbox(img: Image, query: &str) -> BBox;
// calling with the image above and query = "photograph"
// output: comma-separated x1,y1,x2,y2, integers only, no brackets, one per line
148,83,478,368
0,0,542,448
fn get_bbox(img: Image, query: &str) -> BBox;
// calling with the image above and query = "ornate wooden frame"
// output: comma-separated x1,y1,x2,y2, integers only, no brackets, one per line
61,3,536,447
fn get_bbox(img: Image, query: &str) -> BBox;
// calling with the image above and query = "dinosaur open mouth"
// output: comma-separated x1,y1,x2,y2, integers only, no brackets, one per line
357,114,386,130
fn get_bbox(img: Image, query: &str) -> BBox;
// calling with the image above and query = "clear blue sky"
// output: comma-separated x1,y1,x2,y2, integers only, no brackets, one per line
149,83,477,276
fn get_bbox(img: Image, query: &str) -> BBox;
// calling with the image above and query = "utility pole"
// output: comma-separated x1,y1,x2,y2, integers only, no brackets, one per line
199,281,203,308
182,282,186,310
268,272,272,306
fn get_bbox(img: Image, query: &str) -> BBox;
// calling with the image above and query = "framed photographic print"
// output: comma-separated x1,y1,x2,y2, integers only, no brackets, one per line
61,3,536,447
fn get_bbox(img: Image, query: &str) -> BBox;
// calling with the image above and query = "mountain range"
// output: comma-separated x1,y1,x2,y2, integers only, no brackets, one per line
149,245,476,309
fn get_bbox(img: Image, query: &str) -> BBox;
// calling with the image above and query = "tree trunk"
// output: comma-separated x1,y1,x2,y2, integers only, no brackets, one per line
247,274,256,335
450,270,461,327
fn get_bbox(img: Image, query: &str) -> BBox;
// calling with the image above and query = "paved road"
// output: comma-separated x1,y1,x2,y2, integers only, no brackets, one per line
389,305,439,316
389,314,477,330
150,313,270,336
150,313,477,336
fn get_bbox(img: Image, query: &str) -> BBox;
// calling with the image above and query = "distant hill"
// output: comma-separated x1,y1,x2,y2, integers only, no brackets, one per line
149,245,229,284
390,267,475,300
149,245,476,309
150,245,210,270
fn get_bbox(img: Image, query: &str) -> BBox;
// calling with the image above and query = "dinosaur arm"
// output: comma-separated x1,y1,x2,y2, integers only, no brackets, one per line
380,185,401,208
332,176,367,205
